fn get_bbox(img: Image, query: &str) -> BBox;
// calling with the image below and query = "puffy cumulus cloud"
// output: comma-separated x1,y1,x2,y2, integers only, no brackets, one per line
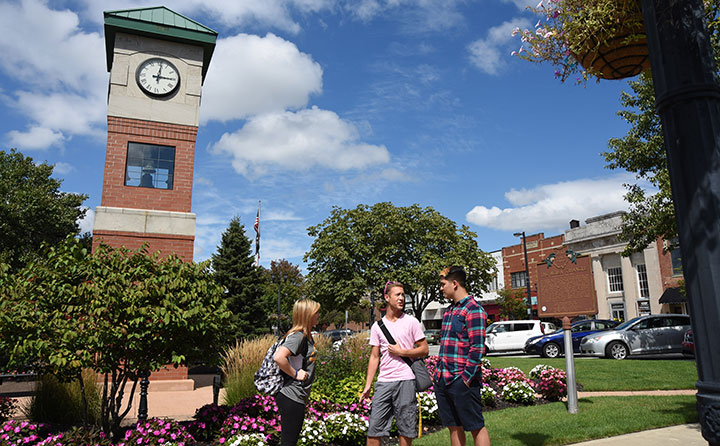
201,33,323,123
468,18,530,75
212,106,390,177
0,0,106,150
7,126,64,150
466,174,637,232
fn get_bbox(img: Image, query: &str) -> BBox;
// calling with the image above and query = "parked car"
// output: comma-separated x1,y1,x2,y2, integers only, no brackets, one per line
524,319,619,358
323,329,354,342
579,314,691,360
682,329,694,356
485,320,558,352
424,329,441,345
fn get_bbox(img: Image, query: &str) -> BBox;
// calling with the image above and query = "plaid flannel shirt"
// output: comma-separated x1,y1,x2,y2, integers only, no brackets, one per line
435,295,487,385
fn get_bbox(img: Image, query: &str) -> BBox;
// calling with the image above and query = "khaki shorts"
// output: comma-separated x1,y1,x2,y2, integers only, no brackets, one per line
367,379,418,438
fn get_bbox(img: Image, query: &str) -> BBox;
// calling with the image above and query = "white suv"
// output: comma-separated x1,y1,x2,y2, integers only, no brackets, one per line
485,320,557,352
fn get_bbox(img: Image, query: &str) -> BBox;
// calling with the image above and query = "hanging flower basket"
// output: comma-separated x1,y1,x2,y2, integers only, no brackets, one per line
575,27,650,80
513,0,651,83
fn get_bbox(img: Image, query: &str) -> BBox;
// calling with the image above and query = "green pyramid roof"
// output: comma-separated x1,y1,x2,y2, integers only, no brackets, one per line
104,6,217,82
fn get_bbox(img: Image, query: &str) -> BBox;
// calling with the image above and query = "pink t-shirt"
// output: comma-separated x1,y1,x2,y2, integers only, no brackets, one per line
369,313,425,382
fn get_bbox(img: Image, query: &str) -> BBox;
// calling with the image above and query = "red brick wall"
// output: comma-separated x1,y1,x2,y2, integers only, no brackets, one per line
657,237,684,289
502,233,565,297
102,116,197,213
92,230,194,261
150,365,189,381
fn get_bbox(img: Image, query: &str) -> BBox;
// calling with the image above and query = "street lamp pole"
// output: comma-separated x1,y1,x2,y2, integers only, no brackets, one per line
514,232,533,318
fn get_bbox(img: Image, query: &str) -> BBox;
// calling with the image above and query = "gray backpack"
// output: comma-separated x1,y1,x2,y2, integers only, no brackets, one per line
254,335,308,395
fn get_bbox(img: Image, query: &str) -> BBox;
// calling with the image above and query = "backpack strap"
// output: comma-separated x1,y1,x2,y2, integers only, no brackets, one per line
378,319,413,367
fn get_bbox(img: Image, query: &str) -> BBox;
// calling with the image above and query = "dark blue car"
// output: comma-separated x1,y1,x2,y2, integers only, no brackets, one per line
524,319,619,358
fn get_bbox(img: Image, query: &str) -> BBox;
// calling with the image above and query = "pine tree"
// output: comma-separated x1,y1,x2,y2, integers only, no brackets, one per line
212,217,268,340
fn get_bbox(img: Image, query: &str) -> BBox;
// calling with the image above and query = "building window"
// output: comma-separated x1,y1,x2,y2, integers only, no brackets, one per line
610,302,625,322
487,275,499,292
125,142,175,190
670,247,683,276
636,264,650,298
511,271,527,289
607,267,624,292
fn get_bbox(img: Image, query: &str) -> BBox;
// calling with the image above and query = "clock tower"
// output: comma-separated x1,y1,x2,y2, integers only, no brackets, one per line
93,7,216,263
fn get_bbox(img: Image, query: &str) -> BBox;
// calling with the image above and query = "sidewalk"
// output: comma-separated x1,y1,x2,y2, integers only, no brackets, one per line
568,423,705,445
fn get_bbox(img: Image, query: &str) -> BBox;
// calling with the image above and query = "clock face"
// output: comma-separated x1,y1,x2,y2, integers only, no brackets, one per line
136,58,180,97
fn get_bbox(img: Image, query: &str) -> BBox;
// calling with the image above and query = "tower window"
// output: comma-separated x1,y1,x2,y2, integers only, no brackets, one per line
125,142,175,190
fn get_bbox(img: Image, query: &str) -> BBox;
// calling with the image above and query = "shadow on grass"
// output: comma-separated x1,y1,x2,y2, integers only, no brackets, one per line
508,432,552,445
657,400,698,423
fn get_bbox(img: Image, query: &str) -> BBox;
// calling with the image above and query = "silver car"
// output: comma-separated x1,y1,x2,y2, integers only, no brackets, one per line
579,314,691,360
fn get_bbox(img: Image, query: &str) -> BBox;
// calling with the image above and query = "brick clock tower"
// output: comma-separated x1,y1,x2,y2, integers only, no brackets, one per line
93,7,216,387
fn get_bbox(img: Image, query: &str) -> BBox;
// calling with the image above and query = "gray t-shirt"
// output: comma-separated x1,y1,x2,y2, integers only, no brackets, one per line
277,331,316,404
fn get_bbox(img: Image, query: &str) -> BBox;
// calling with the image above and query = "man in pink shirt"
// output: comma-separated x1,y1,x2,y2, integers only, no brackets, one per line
360,281,429,446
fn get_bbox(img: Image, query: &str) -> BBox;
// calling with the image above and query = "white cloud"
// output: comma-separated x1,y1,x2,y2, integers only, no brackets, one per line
468,18,531,75
7,126,64,150
53,162,75,175
466,174,638,232
78,207,94,234
265,210,304,221
78,0,334,34
261,237,308,262
345,0,466,32
0,0,106,150
211,106,390,177
201,33,323,123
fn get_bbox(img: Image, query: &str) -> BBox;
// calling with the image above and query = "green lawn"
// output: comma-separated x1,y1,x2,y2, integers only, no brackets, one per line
416,395,698,446
487,357,698,391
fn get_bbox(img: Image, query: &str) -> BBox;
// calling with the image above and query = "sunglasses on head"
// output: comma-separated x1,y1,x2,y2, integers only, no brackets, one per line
384,281,401,295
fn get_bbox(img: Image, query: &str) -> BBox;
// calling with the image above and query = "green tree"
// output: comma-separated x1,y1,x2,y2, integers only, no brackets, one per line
260,259,305,334
212,217,267,340
0,149,87,270
603,2,720,254
496,288,529,320
0,239,231,439
304,202,496,321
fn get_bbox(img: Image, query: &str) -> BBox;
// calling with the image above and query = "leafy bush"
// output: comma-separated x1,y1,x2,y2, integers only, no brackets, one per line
535,368,567,401
501,381,536,405
25,371,102,426
118,418,194,446
36,427,111,446
481,384,497,407
0,397,17,423
222,335,277,406
312,373,366,405
324,412,368,445
297,418,329,446
0,420,49,446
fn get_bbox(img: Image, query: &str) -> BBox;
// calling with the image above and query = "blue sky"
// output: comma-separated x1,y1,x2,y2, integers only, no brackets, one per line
0,0,642,268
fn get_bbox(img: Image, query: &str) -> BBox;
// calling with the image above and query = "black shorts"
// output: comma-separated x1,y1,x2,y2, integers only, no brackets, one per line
434,378,485,431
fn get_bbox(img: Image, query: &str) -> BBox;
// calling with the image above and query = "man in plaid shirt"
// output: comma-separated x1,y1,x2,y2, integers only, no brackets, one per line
434,266,490,446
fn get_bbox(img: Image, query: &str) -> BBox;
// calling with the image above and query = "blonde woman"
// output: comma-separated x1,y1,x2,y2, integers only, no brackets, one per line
273,299,320,446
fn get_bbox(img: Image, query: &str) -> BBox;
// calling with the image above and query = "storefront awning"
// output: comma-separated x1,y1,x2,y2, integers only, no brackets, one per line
659,287,686,304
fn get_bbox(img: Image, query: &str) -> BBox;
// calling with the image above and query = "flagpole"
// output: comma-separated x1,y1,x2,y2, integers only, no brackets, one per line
254,200,261,267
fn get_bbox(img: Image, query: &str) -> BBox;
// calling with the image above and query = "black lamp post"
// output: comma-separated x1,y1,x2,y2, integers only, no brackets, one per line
640,1,720,442
513,232,533,318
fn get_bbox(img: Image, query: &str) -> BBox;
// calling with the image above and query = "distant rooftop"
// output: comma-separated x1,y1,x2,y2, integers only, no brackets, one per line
104,6,217,82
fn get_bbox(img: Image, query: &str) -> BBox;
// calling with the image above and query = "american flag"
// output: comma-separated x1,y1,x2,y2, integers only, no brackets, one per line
254,201,260,266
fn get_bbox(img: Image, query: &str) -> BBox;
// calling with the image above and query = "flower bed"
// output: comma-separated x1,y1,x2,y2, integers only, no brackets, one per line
2,357,569,445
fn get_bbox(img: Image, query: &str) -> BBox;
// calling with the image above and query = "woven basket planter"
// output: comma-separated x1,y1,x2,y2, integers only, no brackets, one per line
576,31,650,79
